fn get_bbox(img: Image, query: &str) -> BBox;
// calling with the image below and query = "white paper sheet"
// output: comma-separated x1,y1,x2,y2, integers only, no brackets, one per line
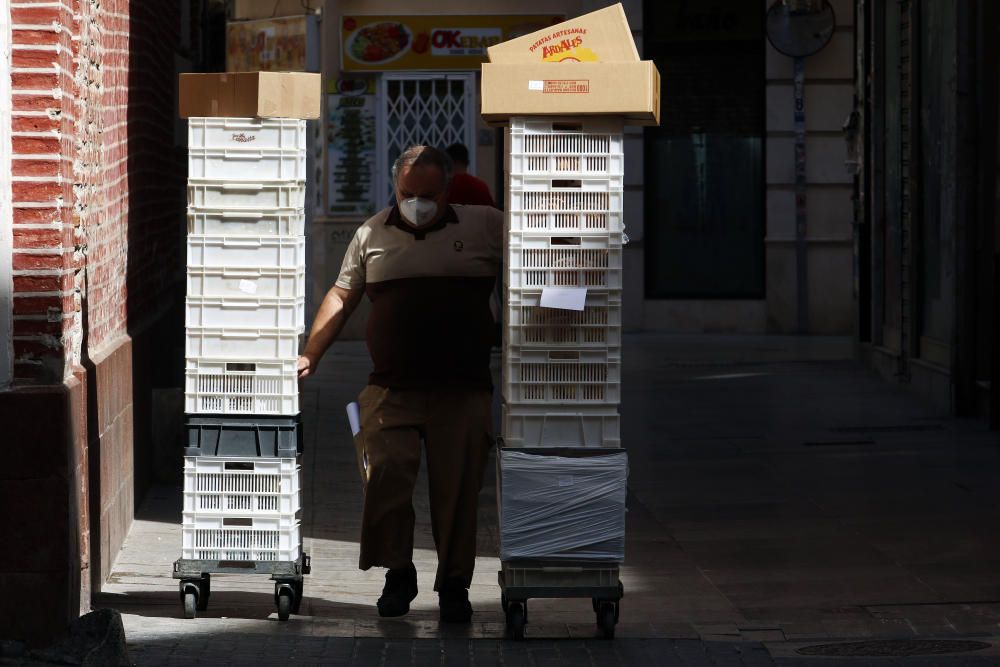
540,287,587,311
346,401,361,436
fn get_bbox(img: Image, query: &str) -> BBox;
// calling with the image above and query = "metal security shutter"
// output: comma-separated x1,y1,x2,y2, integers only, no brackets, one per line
899,0,916,370
375,73,477,206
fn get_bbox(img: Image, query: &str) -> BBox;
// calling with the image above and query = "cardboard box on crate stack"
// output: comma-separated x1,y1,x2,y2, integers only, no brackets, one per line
483,4,659,571
173,73,318,619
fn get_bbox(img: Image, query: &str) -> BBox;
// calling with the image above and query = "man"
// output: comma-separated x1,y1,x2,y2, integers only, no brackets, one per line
297,145,502,623
445,143,496,207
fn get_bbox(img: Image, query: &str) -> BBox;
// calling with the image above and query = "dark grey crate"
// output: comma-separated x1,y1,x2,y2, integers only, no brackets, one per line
185,415,302,457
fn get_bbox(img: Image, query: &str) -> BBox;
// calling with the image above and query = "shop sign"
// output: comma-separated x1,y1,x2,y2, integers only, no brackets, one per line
340,15,563,71
327,78,378,217
227,16,311,71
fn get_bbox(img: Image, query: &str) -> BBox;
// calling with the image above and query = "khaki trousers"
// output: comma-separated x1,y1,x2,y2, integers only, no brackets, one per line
354,384,493,591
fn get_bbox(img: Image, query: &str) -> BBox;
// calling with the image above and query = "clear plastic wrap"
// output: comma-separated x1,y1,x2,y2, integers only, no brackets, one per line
499,449,627,562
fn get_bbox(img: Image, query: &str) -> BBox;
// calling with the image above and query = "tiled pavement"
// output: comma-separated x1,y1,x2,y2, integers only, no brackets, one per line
98,335,1000,665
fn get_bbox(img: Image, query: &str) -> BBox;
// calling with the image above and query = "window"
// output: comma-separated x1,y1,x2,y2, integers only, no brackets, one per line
643,0,765,299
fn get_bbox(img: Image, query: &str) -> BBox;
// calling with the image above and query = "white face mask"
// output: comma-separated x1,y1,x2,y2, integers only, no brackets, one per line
399,197,439,227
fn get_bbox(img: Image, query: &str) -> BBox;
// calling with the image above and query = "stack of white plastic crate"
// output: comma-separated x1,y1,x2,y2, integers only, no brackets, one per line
182,117,306,568
502,117,625,450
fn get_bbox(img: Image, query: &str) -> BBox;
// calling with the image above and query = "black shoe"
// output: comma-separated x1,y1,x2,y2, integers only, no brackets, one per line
438,577,473,623
377,564,417,617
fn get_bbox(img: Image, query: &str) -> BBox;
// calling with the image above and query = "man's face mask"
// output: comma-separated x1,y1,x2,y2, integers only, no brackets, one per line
399,197,439,227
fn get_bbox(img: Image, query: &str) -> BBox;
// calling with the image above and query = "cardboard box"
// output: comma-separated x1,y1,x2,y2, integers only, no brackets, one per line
481,61,660,126
487,3,638,64
178,72,320,119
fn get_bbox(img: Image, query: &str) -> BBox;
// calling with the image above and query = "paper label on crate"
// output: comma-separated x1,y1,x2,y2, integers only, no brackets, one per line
238,279,258,294
527,80,544,91
558,476,574,487
540,287,587,311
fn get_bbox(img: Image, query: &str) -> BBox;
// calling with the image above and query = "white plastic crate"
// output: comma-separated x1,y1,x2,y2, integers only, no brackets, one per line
501,403,620,448
507,201,624,234
508,117,624,177
189,117,307,151
506,234,623,290
503,346,621,405
505,290,621,348
183,457,300,516
188,179,306,210
185,327,300,362
181,513,300,562
188,208,305,237
186,266,305,300
184,358,298,415
186,295,305,331
187,235,305,271
188,147,306,181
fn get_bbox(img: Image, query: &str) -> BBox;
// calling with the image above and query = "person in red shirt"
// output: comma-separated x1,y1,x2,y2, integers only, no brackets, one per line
445,143,496,207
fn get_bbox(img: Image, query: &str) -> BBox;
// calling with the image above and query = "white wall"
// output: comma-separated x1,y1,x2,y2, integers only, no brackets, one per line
0,5,14,387
763,0,855,334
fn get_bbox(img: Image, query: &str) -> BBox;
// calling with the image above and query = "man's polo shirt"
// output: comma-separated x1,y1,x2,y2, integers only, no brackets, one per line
336,204,503,390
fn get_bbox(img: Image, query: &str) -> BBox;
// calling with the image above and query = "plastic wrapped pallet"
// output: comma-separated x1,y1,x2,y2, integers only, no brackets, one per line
499,448,627,562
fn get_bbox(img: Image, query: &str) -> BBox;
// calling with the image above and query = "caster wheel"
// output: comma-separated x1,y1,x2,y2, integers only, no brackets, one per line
197,576,211,611
291,581,303,614
597,602,616,639
506,602,526,640
277,591,292,621
501,593,509,614
183,591,197,619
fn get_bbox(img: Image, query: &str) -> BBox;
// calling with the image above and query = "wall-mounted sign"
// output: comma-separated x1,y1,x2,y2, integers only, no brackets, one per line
327,78,377,217
227,15,320,72
340,15,564,71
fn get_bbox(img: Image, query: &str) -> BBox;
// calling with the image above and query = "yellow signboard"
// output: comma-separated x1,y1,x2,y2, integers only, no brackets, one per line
340,15,564,71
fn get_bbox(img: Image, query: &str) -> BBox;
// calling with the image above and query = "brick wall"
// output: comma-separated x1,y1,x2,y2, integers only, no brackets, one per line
10,0,80,382
10,0,184,380
3,0,186,643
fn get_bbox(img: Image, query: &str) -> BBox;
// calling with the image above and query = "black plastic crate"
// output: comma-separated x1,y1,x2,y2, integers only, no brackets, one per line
185,414,302,458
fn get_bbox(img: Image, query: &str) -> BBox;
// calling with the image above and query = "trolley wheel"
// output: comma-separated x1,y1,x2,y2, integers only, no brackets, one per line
277,591,292,621
183,591,197,619
501,593,509,614
197,575,211,611
506,602,526,640
597,602,617,639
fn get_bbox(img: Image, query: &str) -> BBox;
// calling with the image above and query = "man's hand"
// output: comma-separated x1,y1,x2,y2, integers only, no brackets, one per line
297,355,314,379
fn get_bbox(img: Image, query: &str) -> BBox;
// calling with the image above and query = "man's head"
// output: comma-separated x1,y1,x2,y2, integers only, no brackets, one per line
391,145,453,228
445,143,469,174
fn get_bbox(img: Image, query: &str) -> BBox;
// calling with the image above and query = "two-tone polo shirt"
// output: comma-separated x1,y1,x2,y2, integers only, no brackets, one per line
335,203,503,391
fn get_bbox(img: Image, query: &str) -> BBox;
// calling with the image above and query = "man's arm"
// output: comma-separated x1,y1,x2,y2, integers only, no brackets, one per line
297,285,363,378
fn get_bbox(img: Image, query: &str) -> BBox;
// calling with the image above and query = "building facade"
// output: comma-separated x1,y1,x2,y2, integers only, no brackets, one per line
234,0,857,338
853,0,999,423
0,0,217,645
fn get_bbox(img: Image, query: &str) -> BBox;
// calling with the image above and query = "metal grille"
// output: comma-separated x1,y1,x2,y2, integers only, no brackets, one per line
376,73,476,205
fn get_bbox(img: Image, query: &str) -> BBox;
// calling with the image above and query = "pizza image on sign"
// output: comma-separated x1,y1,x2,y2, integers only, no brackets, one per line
345,20,412,65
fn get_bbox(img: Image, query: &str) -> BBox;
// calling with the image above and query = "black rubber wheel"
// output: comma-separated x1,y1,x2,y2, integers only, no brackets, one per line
506,602,526,640
597,602,616,640
291,580,303,614
592,597,600,613
501,593,509,614
197,577,210,611
277,591,292,621
183,591,197,619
